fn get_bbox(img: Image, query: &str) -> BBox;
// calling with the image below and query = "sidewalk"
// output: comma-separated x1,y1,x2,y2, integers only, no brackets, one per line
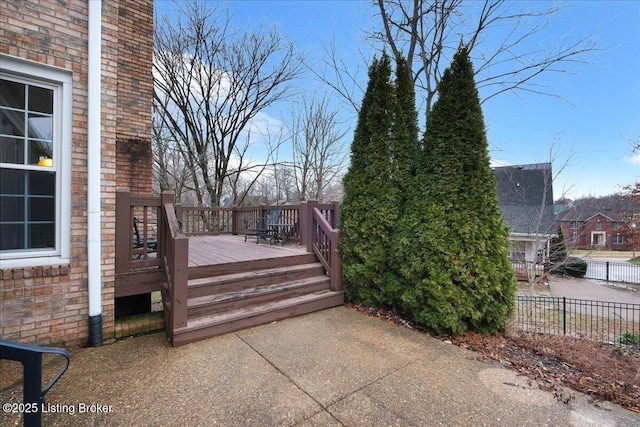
1,307,638,426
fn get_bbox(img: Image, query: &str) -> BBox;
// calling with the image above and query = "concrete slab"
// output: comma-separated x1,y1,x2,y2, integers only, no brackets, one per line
1,306,638,426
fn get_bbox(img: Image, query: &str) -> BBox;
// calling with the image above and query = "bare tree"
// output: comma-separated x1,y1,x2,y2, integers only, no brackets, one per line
314,1,597,119
153,1,302,206
288,94,349,202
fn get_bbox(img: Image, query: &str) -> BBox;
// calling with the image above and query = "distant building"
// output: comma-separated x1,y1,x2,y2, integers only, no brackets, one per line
556,206,633,251
493,163,556,278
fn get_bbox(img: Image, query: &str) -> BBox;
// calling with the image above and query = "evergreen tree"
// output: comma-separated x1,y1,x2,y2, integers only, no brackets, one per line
549,225,568,264
395,45,516,334
383,57,421,306
339,54,399,306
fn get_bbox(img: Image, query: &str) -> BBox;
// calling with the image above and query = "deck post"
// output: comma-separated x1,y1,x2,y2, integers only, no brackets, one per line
174,203,183,230
160,191,175,260
231,206,238,235
330,228,342,292
305,200,318,253
171,234,189,330
299,201,308,250
115,189,131,275
331,201,340,229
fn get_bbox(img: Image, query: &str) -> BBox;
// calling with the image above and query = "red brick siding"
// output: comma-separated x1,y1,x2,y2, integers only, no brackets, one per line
115,0,154,194
559,214,634,251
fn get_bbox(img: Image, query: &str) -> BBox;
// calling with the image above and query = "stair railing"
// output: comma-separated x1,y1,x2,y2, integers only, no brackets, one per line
159,191,189,341
301,200,342,292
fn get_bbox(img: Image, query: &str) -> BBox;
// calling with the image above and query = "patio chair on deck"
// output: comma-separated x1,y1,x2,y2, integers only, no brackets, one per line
264,208,294,245
133,216,157,258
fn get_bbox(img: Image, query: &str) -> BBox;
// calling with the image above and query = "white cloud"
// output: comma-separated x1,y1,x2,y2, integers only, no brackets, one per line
626,153,640,164
490,158,510,168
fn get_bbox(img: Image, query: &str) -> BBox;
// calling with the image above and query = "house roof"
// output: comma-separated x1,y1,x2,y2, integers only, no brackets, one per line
493,163,556,236
556,206,624,223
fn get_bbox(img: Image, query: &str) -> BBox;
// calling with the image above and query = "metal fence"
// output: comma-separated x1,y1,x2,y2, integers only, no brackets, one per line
583,260,640,285
516,296,640,349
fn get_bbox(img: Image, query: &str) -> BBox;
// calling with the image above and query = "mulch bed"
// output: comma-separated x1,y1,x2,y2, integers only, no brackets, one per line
348,303,640,413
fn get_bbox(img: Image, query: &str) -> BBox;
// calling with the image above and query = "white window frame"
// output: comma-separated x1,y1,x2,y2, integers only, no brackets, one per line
0,54,71,267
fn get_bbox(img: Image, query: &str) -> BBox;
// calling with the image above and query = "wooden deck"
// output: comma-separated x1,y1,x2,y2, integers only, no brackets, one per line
188,235,306,268
115,191,343,346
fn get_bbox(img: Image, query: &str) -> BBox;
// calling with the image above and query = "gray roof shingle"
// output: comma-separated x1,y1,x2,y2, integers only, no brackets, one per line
493,163,556,236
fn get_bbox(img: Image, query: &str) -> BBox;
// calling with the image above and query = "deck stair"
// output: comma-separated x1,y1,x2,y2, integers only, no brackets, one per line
170,253,343,346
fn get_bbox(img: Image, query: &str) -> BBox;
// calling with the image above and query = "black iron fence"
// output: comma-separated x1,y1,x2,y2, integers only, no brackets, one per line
516,296,640,349
583,260,640,285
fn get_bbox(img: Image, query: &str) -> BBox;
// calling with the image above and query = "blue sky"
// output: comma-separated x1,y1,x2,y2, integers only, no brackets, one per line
156,1,640,199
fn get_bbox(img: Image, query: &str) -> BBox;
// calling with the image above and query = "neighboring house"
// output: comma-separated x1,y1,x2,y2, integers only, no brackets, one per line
0,1,154,346
493,163,556,274
557,206,633,251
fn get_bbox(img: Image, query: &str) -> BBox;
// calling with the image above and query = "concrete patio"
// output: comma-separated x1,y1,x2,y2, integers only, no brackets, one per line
1,306,637,426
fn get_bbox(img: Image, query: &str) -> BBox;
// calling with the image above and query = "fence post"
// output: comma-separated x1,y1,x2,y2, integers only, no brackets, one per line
606,261,610,282
562,297,567,335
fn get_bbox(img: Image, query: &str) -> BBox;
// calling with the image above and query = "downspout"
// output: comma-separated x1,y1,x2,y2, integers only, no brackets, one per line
87,0,103,346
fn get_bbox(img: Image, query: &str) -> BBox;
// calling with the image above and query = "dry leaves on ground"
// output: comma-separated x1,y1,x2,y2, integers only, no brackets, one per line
348,304,640,413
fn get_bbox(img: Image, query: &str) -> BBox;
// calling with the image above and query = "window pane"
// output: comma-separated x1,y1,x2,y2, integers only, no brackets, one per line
28,113,53,140
0,195,25,221
0,168,25,194
0,224,24,250
0,136,25,164
0,79,25,109
29,197,55,221
28,86,53,114
0,108,25,136
28,140,53,165
0,169,56,251
29,223,55,249
29,170,55,196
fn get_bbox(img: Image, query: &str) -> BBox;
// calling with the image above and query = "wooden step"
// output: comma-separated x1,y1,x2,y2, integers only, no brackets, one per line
171,290,344,347
188,275,331,318
188,262,326,299
188,253,318,280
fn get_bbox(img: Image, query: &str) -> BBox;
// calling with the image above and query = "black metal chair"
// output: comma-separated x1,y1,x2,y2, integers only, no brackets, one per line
243,217,270,244
0,339,70,427
133,216,157,258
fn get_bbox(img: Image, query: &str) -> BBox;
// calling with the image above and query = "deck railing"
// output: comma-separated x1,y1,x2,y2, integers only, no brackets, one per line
115,190,165,297
115,190,343,317
301,200,342,291
176,205,304,241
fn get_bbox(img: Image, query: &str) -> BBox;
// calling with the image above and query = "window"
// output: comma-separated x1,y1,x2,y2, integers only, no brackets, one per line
508,241,526,263
569,221,580,229
569,233,578,243
595,220,602,231
0,55,71,266
613,234,624,245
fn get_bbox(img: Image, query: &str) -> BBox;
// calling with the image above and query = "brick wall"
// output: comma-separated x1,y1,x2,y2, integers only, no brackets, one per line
115,0,154,194
0,0,154,347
